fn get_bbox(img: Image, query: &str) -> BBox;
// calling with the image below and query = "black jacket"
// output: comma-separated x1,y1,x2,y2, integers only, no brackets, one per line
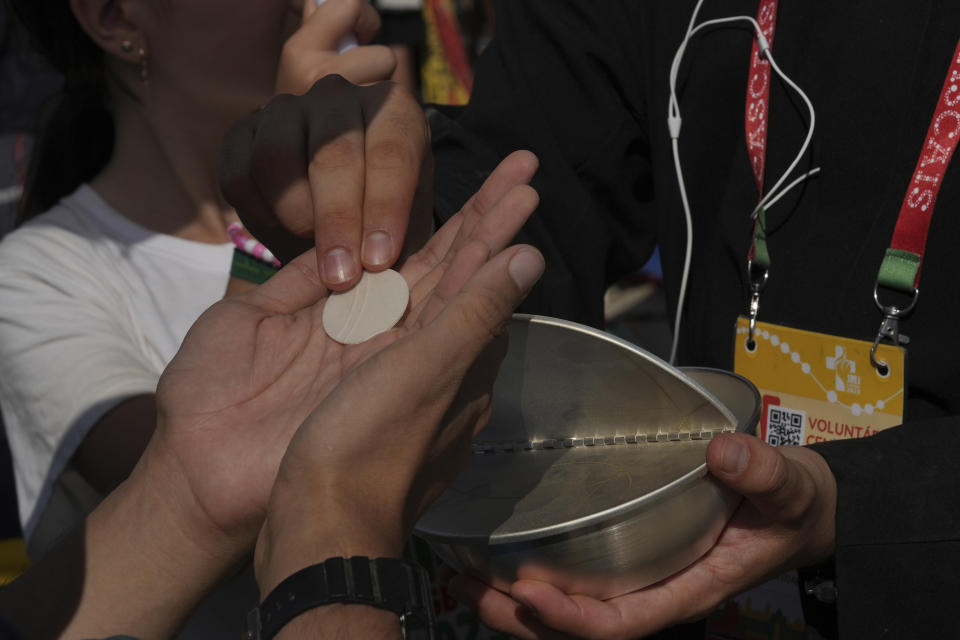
430,1,960,637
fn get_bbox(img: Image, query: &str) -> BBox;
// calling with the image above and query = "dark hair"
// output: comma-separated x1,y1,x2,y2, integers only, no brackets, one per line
7,0,114,224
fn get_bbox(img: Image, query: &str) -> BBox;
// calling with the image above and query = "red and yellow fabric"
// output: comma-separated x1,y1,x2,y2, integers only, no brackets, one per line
421,0,473,105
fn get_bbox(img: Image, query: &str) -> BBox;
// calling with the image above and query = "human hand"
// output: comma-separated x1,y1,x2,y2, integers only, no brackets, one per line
220,75,432,291
276,0,396,94
451,434,837,639
254,227,545,598
151,150,540,566
0,158,541,640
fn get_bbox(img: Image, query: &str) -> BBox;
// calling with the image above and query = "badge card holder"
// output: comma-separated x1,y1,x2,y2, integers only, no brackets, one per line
734,318,905,446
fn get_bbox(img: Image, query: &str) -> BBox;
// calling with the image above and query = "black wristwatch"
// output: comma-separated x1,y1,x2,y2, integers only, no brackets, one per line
244,557,435,640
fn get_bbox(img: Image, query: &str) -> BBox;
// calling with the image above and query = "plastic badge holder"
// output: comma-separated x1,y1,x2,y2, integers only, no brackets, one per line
415,315,759,600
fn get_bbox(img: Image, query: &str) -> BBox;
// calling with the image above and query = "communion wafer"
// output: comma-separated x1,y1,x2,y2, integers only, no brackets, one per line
322,269,410,344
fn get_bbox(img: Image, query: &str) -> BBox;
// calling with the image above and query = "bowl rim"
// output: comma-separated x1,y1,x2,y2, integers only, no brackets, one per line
415,315,760,546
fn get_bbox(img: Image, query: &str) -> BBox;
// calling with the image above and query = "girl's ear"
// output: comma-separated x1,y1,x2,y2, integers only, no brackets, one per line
70,0,147,64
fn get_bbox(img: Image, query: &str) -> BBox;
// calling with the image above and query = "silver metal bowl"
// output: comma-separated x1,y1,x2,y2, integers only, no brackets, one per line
414,315,759,600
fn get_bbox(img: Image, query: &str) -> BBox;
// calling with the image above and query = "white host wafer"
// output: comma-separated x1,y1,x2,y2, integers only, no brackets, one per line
322,269,410,344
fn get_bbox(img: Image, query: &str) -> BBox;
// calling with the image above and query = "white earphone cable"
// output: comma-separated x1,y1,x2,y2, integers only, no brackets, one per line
668,136,695,366
753,52,817,217
665,7,818,365
761,167,821,212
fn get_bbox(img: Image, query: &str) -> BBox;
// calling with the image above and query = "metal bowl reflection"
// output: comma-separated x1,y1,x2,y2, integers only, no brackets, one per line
414,315,759,600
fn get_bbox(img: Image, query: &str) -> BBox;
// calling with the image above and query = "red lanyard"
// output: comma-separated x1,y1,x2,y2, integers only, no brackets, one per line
870,35,960,368
744,2,960,296
745,0,780,198
878,39,960,294
744,0,779,272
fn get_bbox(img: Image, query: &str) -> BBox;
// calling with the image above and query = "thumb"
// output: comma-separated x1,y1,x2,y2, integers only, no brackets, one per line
706,433,813,522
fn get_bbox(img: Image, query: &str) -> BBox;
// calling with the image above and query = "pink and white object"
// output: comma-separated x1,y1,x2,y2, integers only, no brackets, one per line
227,222,282,268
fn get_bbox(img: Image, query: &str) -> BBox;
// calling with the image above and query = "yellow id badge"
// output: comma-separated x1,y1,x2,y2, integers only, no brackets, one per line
733,317,906,446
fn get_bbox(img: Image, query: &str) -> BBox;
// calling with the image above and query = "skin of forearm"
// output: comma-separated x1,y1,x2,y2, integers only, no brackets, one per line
256,507,407,596
2,437,245,640
256,479,412,639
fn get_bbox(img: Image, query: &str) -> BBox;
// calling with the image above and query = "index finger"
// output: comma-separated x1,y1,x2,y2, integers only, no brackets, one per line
357,82,430,272
302,76,368,289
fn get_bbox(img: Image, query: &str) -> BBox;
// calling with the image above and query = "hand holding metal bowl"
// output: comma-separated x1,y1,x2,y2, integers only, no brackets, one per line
415,315,759,600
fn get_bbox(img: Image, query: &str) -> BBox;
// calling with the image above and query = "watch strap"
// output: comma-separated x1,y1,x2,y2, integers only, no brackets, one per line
246,557,435,640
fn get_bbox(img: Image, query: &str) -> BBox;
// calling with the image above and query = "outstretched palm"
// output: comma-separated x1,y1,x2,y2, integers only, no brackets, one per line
153,151,540,545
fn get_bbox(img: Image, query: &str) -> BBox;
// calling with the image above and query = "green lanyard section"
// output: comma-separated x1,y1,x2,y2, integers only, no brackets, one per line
877,248,923,295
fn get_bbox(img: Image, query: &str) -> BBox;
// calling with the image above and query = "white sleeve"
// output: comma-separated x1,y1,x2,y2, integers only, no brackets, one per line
0,229,160,532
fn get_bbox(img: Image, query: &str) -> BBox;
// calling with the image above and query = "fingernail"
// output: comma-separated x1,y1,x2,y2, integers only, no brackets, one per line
719,437,749,476
323,247,355,284
508,249,545,293
362,231,393,267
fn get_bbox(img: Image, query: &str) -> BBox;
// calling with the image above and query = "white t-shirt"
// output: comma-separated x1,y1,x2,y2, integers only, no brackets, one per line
0,185,233,545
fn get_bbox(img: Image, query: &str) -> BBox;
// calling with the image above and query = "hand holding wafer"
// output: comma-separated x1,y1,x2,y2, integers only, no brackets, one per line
158,151,542,557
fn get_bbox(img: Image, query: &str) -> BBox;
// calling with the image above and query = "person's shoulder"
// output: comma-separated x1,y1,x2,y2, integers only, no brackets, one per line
0,193,131,309
2,188,96,245
0,186,115,271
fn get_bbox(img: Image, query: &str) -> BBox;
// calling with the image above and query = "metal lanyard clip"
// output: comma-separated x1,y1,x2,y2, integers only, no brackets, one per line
746,260,769,350
870,286,917,374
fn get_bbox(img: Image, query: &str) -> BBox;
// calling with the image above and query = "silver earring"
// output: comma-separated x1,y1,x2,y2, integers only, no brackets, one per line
121,40,133,53
138,47,149,84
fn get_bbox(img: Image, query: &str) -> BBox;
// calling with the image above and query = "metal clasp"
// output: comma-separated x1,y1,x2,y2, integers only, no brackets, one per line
870,285,917,374
244,607,262,640
747,260,769,350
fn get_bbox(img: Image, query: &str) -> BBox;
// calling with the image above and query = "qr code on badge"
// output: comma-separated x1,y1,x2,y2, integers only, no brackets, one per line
766,405,805,447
